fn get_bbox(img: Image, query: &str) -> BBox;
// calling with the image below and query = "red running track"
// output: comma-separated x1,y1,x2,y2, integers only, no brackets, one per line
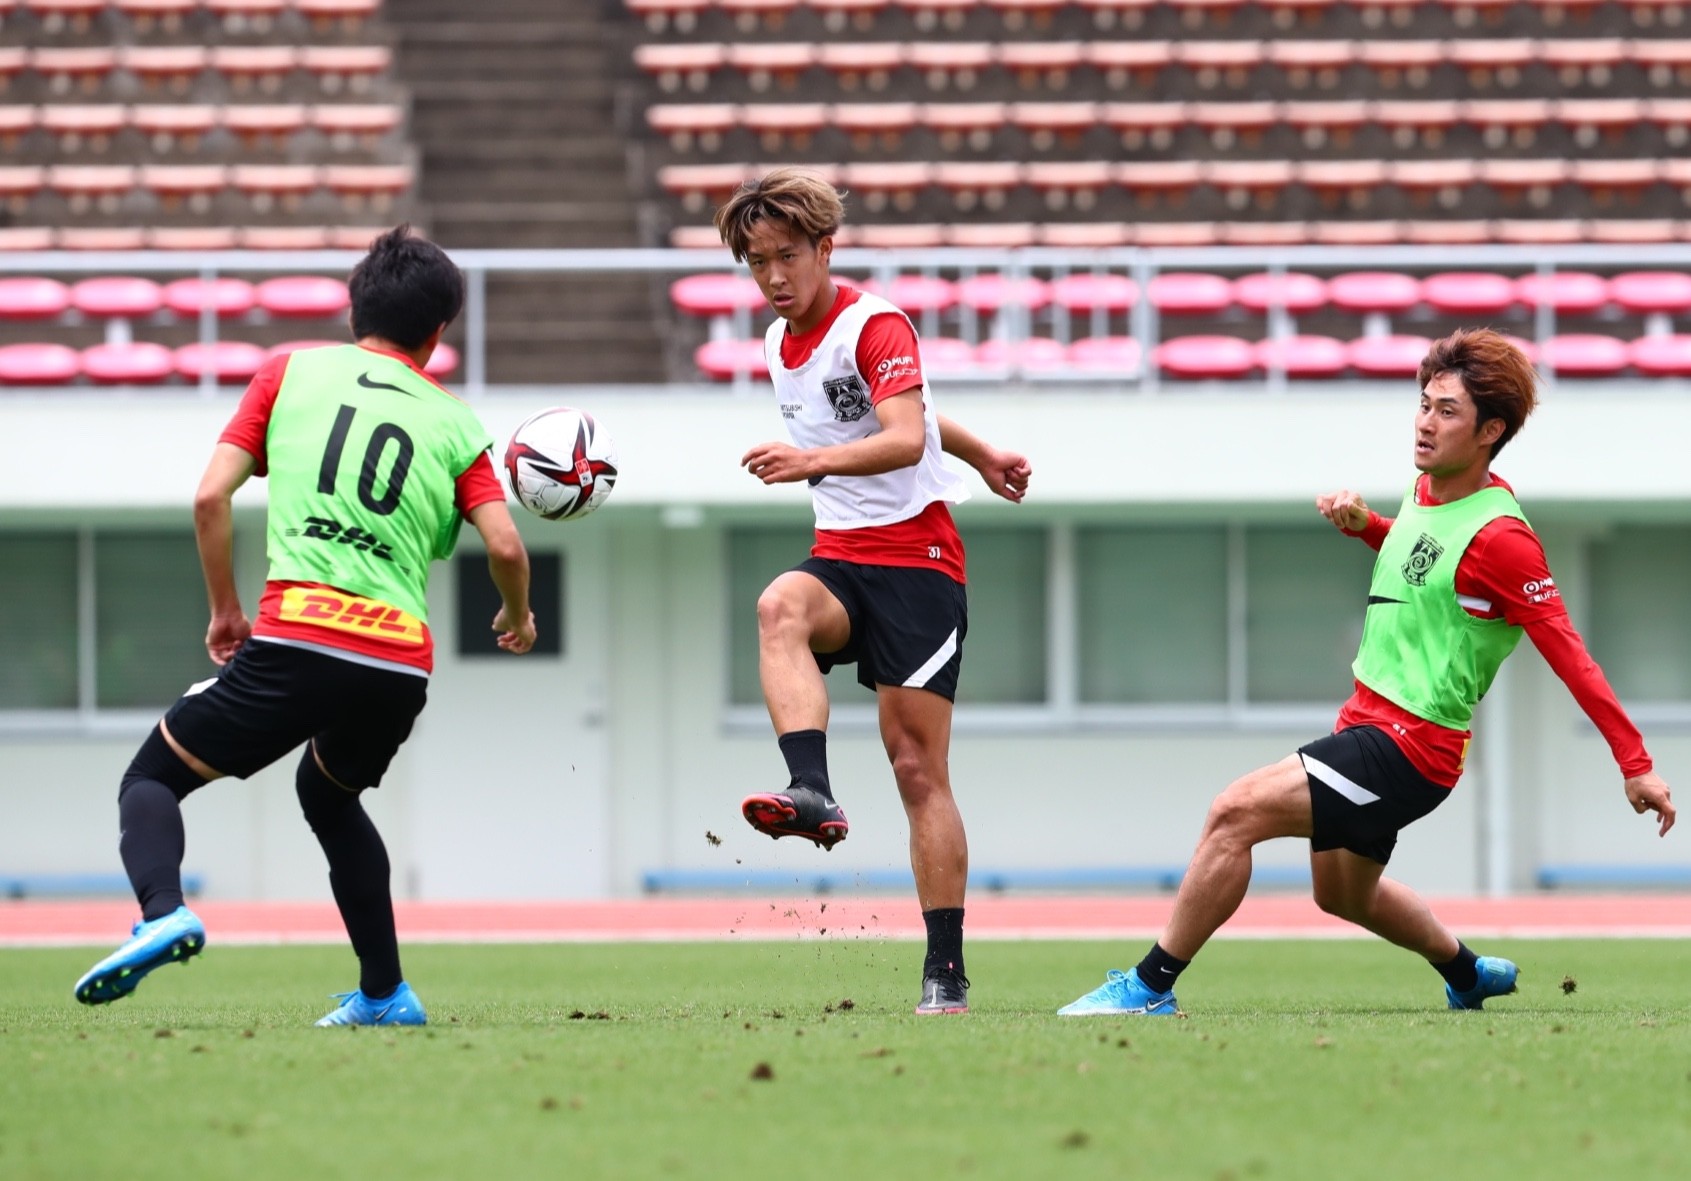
2,895,1687,947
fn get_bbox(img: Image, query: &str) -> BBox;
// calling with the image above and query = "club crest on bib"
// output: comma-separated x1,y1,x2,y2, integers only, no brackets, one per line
1401,533,1446,586
822,374,872,422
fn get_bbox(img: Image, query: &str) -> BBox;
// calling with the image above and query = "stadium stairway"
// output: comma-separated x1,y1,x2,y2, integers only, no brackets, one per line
386,0,666,384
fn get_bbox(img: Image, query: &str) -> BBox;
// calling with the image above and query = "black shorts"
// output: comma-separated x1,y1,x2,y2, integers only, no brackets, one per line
163,639,428,789
794,557,969,701
1300,725,1452,866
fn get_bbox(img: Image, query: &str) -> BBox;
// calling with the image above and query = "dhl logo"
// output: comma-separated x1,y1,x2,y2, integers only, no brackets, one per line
279,588,426,645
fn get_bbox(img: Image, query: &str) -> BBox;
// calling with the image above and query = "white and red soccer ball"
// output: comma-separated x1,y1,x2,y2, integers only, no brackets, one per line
504,407,619,521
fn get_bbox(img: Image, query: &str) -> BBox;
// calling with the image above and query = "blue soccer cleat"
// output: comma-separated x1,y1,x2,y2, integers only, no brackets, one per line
315,981,428,1027
1446,955,1519,1010
1057,968,1180,1016
74,905,206,1005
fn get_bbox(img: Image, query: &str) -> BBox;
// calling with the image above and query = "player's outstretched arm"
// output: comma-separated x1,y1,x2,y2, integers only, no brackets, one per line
194,442,257,665
1625,771,1675,836
467,500,536,655
937,415,1030,503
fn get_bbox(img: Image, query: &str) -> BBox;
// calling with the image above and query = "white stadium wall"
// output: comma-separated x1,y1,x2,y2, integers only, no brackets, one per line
1,387,1688,900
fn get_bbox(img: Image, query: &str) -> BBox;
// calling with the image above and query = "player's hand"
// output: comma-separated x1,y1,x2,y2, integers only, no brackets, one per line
493,607,536,655
1316,490,1371,532
205,612,251,666
1625,771,1675,837
977,447,1031,503
741,441,815,485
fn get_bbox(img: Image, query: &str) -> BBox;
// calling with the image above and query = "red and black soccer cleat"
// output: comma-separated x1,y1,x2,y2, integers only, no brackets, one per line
741,780,849,850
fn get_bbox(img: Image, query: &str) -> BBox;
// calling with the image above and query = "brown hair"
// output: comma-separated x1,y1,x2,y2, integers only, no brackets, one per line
1417,328,1539,458
713,168,845,262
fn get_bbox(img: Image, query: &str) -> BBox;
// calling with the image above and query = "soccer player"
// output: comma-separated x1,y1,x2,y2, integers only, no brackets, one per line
73,227,535,1026
1060,328,1676,1016
714,168,1032,1015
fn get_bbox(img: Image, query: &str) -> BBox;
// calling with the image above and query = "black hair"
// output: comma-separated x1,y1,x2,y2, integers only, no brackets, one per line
347,224,465,350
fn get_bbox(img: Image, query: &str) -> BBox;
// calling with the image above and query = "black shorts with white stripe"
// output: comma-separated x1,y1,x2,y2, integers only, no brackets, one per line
1299,724,1453,866
794,556,968,701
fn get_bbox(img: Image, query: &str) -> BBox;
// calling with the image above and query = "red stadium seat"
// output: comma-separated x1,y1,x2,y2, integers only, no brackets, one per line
163,276,257,318
1405,220,1491,245
1283,100,1369,150
1087,41,1172,91
1422,272,1518,317
1256,0,1341,30
851,223,945,247
1154,335,1258,380
231,163,319,211
0,277,72,320
149,226,239,250
923,102,1008,151
1310,221,1400,246
670,273,765,316
1493,219,1584,245
40,104,125,151
718,0,802,32
834,101,919,148
1514,271,1609,315
206,0,289,31
1586,219,1681,244
1189,100,1276,150
0,106,33,152
1100,101,1185,150
299,46,392,96
894,0,978,33
1298,159,1388,213
1116,160,1203,209
947,223,1039,247
120,46,208,95
1330,273,1421,314
935,161,1024,210
60,226,148,250
24,0,105,33
1557,98,1644,150
1464,99,1552,150
1266,39,1355,90
47,164,135,212
224,105,309,146
658,163,753,212
723,43,814,91
841,161,930,211
693,338,768,381
240,225,332,250
1449,39,1534,89
71,276,165,319
312,104,404,148
917,336,977,375
998,42,1085,91
1478,159,1568,210
1347,335,1433,379
141,164,228,211
80,341,175,385
1175,41,1263,90
322,164,412,211
1634,39,1691,89
1011,101,1100,148
1065,335,1142,376
132,104,219,150
906,42,995,91
1050,272,1137,313
1148,272,1233,316
1357,40,1442,91
1233,272,1327,314
209,46,298,95
623,0,712,35
974,336,1069,375
1207,160,1294,213
1390,159,1475,211
809,0,893,33
0,227,58,250
1629,334,1691,377
32,47,118,95
0,342,79,385
1224,222,1310,246
859,275,958,314
114,0,200,30
817,43,905,92
1643,98,1691,146
647,103,739,150
1609,271,1691,315
1256,335,1349,378
256,276,350,319
174,341,267,384
1041,222,1133,247
984,0,1070,32
957,273,1052,313
1072,0,1158,31
1539,37,1627,86
296,0,382,32
742,103,828,149
1375,99,1462,150
1540,334,1630,377
633,42,725,93
1134,222,1220,247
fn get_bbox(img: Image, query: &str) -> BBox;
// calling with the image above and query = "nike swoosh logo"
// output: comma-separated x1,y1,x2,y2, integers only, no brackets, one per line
357,372,415,396
1367,595,1406,606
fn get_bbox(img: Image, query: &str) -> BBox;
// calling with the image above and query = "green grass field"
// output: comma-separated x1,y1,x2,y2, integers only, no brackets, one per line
3,938,1688,1180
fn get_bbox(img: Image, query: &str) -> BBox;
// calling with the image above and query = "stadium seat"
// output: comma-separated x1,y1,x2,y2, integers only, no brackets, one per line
149,226,239,250
1299,160,1388,212
935,161,1023,210
0,227,57,250
957,273,1052,314
1257,0,1341,30
1465,99,1552,150
1041,221,1133,247
1086,40,1171,90
947,223,1039,247
1405,220,1491,245
223,105,310,147
1233,272,1327,314
907,42,995,91
1609,271,1691,315
1065,335,1142,375
1154,335,1258,380
670,272,765,317
998,42,1084,92
852,223,945,247
70,276,165,320
1207,160,1294,213
299,46,392,96
693,337,768,380
1644,97,1691,145
114,0,200,26
47,164,135,212
60,226,147,250
1357,40,1442,90
142,164,228,211
743,103,827,150
1116,160,1203,210
1628,334,1691,377
834,101,919,147
132,104,219,150
0,342,79,385
1224,222,1310,246
24,0,105,33
633,42,726,92
1050,272,1137,313
1558,98,1644,150
1390,159,1475,211
1176,41,1263,91
623,0,712,35
647,103,738,150
206,0,289,31
1190,100,1277,150
121,46,208,95
1347,335,1433,378
1634,38,1691,89
1586,219,1682,244
425,342,459,378
724,43,814,92
658,163,752,211
1148,272,1233,316
324,163,411,211
80,341,174,385
0,277,72,320
1101,101,1185,150
809,0,892,33
859,274,958,314
1514,271,1609,315
917,336,976,375
1571,160,1659,211
817,42,905,92
267,339,343,361
974,336,1068,375
240,225,332,249
1284,99,1369,150
718,0,802,32
1255,334,1349,378
163,276,257,318
1267,39,1355,90
1375,99,1461,150
210,46,298,95
174,340,266,384
924,102,1008,151
32,47,119,95
841,161,930,211
1493,219,1585,245
232,163,319,211
256,276,350,319
1540,334,1630,377
313,104,404,148
895,0,977,33
1310,221,1401,246
1422,272,1518,317
1072,0,1158,31
1011,101,1100,149
1449,39,1534,90
296,0,382,32
40,105,125,152
1134,222,1220,246
984,0,1069,32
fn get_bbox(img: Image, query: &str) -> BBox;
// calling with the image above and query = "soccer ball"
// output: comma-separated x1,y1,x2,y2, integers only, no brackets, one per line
504,407,619,521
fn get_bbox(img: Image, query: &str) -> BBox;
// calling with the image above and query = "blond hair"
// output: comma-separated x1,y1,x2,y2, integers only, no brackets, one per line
713,168,845,262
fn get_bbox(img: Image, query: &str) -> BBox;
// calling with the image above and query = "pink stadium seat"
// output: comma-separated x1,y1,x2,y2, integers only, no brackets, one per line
809,0,893,33
1284,100,1369,150
647,103,738,149
1086,41,1171,90
256,276,350,319
1643,98,1691,144
1464,99,1552,150
1189,100,1276,149
1357,40,1442,90
322,164,410,211
114,0,200,27
841,161,929,211
224,105,309,146
659,164,753,211
0,227,58,251
974,336,1069,375
947,223,1040,247
300,46,392,95
1586,220,1681,244
80,341,175,385
917,337,976,375
1629,335,1691,377
1422,272,1518,317
1224,222,1310,246
1116,160,1203,208
1514,272,1609,315
267,340,343,360
31,47,118,95
1233,272,1327,314
1299,160,1388,212
240,226,332,250
1065,335,1142,375
0,106,33,151
150,227,239,250
1540,334,1630,378
1450,38,1534,88
40,104,126,150
232,163,319,211
742,103,828,148
1175,41,1262,90
1072,0,1159,31
1609,271,1691,315
999,42,1085,91
623,0,712,35
935,161,1023,210
670,273,765,316
1374,100,1462,150
210,46,298,94
632,43,726,92
817,43,906,91
1634,39,1691,89
163,277,257,318
24,0,105,28
313,104,404,147
906,42,995,90
923,102,1009,151
724,43,814,91
121,46,208,95
718,0,802,30
296,0,382,31
1347,335,1433,379
1101,101,1185,150
1148,272,1233,316
1257,0,1341,29
1206,160,1294,212
206,0,289,29
1134,222,1220,247
1154,335,1258,380
1570,159,1659,210
0,277,72,320
1267,39,1355,90
60,226,148,250
47,164,135,211
852,223,945,247
142,164,229,211
894,0,978,33
1557,98,1644,149
132,104,219,149
1011,101,1100,148
1330,272,1422,314
0,342,79,385
1540,37,1627,86
859,275,958,314
956,273,1052,313
1493,219,1584,245
1311,221,1401,246
425,342,459,378
174,341,267,384
694,338,768,381
834,101,919,147
1405,220,1490,246
1050,273,1137,313
71,276,165,319
1041,222,1133,247
984,0,1070,31
1256,335,1349,378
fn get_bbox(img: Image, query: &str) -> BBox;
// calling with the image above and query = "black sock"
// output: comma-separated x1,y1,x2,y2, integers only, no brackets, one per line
922,907,965,977
1432,942,1480,993
777,729,833,801
118,726,206,922
1135,943,1190,995
296,750,402,999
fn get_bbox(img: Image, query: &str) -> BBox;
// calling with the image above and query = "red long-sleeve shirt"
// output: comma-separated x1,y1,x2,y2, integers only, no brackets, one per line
1336,473,1651,787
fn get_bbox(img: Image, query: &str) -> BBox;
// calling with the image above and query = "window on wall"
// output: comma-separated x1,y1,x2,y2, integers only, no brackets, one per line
0,530,209,715
1244,526,1375,704
955,526,1046,705
1587,526,1691,702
